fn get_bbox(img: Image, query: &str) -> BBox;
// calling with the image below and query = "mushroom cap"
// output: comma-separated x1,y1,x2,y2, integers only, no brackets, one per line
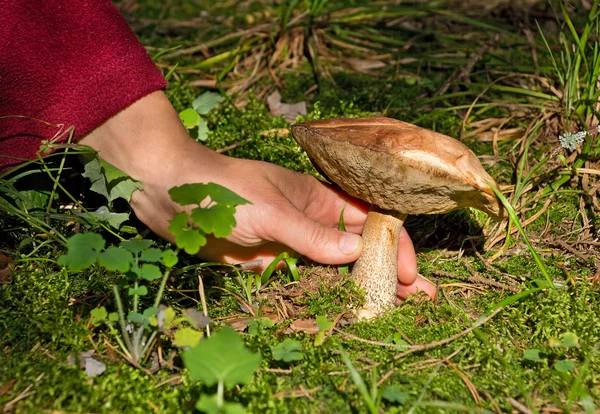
291,117,503,220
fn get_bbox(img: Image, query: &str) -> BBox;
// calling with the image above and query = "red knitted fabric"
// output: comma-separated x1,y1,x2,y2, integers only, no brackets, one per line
0,0,167,172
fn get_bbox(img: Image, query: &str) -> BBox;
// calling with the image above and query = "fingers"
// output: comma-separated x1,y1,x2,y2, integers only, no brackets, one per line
397,275,437,302
397,227,418,285
266,205,364,265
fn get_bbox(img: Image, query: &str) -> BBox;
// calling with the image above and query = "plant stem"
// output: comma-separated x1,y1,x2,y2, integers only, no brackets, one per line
113,285,136,363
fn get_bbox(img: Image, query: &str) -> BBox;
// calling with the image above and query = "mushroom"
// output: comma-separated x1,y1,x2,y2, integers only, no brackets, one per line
291,117,503,319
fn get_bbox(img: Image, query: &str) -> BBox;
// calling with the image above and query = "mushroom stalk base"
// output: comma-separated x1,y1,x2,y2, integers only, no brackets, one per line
352,207,407,320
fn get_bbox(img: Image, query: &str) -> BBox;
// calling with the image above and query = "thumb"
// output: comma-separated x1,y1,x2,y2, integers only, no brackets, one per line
269,208,363,265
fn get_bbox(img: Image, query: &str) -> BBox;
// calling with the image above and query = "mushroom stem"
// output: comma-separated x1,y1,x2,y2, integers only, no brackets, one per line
351,207,408,320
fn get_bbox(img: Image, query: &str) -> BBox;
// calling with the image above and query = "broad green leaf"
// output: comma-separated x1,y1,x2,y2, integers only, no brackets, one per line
190,205,237,238
139,264,162,281
128,312,144,324
197,118,209,142
161,250,179,268
58,233,106,272
174,327,203,348
554,359,575,373
561,332,579,348
83,206,129,229
195,394,245,414
128,286,148,296
15,190,50,211
175,228,207,255
107,177,143,203
142,307,157,319
192,92,224,115
140,248,163,263
121,239,153,255
179,108,201,129
102,159,143,202
82,155,109,200
181,327,261,388
169,183,250,207
108,312,119,322
90,307,108,326
168,211,190,236
523,349,544,362
98,247,133,272
382,385,409,404
271,339,304,362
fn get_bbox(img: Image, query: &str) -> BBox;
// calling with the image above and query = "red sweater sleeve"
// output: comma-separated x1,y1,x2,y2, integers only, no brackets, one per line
0,0,167,172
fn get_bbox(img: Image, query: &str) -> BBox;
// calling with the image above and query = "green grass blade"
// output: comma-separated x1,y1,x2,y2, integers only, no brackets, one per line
486,181,554,288
339,348,378,414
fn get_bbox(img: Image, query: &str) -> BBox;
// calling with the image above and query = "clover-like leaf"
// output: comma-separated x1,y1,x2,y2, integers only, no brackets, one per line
90,307,108,326
128,312,144,324
271,338,304,362
121,239,153,255
561,332,579,348
179,108,201,129
554,359,575,373
139,264,162,281
98,247,133,273
58,233,106,272
197,118,209,142
181,327,261,388
174,327,203,348
192,92,224,115
168,211,190,236
195,394,245,414
128,286,148,296
190,205,237,238
247,318,274,336
382,385,409,404
523,349,544,362
175,228,207,255
169,183,249,207
161,250,179,268
142,307,157,320
140,248,163,263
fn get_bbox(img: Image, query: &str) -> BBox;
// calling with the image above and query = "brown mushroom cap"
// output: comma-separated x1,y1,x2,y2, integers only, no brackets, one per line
292,116,503,220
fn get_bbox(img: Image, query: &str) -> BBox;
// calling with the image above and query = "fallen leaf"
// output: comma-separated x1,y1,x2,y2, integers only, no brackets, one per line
346,57,386,73
283,318,319,335
0,252,14,284
267,90,306,123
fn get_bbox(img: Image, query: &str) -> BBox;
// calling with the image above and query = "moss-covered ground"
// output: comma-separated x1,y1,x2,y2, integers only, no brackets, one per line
2,1,600,413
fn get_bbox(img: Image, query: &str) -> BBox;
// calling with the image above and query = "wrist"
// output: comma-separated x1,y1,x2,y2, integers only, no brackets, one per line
79,90,219,184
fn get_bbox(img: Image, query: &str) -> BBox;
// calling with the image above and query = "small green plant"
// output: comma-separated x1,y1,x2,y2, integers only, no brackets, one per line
58,182,250,366
523,331,579,373
181,327,261,414
271,338,304,363
179,92,224,141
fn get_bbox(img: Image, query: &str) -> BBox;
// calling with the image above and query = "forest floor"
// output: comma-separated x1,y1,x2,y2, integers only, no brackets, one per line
1,1,599,413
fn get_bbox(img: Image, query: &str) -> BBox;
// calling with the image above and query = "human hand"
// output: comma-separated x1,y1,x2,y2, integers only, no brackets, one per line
80,91,436,301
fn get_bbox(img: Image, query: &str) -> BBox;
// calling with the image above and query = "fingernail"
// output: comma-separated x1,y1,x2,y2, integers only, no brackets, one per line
339,233,362,255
